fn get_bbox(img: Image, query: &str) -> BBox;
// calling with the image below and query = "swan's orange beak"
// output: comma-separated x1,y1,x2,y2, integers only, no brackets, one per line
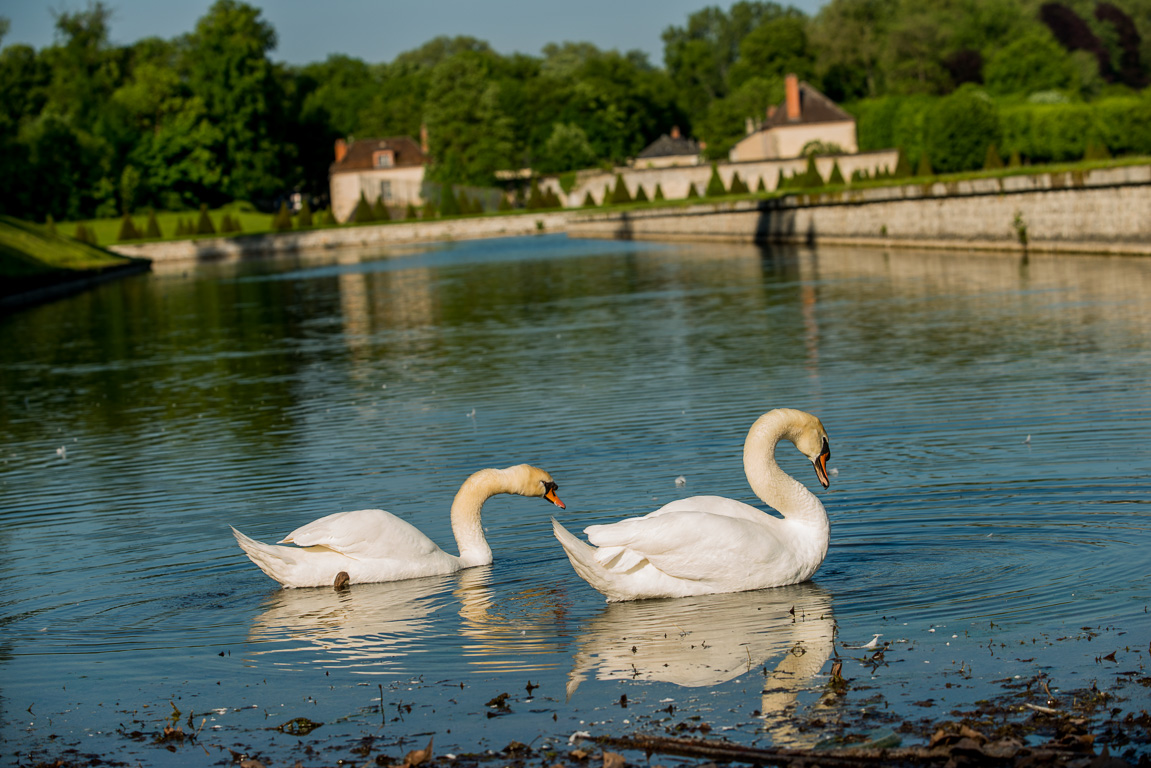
543,483,566,509
813,439,831,489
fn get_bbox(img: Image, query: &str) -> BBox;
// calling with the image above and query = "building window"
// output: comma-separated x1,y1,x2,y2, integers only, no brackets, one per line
373,150,394,168
380,180,392,201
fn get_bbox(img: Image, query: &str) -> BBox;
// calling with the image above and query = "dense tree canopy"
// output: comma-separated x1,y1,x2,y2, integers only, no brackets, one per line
1,0,1150,221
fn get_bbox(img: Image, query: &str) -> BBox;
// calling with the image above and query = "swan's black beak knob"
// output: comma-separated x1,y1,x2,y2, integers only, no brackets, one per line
543,481,565,509
813,438,831,489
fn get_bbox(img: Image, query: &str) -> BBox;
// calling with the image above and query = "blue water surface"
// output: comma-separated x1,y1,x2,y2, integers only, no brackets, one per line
1,234,1149,765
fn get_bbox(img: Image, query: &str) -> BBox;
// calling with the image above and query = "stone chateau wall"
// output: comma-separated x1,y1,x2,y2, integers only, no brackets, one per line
565,164,1151,256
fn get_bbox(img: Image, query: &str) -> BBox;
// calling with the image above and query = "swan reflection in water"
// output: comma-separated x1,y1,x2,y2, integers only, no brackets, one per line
566,582,835,746
245,566,569,674
245,570,460,672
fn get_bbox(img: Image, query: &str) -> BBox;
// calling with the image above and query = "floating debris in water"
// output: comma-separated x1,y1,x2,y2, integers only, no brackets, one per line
56,446,66,459
674,475,686,487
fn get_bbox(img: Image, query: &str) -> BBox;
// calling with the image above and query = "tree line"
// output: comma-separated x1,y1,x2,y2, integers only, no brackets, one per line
1,0,1150,223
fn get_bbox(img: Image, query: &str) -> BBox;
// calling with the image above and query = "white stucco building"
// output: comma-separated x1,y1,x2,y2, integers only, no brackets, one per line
729,74,858,162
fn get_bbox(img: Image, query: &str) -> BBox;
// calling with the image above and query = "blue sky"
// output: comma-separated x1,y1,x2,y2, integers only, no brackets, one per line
2,0,829,66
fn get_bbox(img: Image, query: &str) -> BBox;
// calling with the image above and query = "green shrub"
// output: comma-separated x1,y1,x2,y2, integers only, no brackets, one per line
196,205,217,235
729,171,749,194
685,182,699,199
421,199,438,218
828,161,845,185
609,173,632,204
45,215,56,235
117,212,141,241
351,192,374,223
654,183,665,201
893,149,912,178
406,202,419,219
755,176,766,193
924,85,1001,173
634,185,649,202
984,143,1004,169
799,155,824,187
441,186,460,216
272,202,293,231
916,152,934,177
296,200,313,228
706,164,727,196
145,209,161,238
582,191,596,207
372,197,391,220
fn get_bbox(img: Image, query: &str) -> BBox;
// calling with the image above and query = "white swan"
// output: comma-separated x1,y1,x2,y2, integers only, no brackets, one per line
232,465,564,588
553,408,831,602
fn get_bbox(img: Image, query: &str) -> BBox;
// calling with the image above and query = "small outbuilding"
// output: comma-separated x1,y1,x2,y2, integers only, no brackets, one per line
729,74,858,162
329,129,428,222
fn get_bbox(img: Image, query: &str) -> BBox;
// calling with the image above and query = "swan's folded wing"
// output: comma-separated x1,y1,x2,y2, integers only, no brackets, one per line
281,509,441,559
585,510,787,582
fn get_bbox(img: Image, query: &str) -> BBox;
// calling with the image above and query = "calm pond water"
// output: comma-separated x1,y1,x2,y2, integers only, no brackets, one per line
2,234,1150,766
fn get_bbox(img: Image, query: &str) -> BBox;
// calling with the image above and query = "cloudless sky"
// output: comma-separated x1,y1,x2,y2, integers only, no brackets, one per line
3,0,829,67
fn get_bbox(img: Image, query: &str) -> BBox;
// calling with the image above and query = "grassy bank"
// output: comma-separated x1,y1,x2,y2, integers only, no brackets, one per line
0,216,149,303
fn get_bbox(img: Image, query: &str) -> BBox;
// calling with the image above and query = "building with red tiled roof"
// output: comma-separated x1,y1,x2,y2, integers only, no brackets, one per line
729,74,858,162
329,130,429,222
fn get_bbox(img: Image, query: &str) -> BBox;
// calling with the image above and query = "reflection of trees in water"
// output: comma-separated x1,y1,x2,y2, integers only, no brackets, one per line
566,582,836,747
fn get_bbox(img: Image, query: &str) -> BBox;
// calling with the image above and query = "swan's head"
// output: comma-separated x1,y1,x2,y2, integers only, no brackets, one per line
793,416,832,490
764,409,831,490
503,464,566,509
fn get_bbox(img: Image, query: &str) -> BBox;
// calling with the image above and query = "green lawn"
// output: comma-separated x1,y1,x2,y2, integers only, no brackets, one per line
0,216,144,299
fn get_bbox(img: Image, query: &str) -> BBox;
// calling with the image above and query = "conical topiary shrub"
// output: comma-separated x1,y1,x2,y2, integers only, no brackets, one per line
706,164,726,196
196,204,216,235
296,199,313,228
272,202,293,231
117,211,141,241
145,209,162,238
351,192,373,223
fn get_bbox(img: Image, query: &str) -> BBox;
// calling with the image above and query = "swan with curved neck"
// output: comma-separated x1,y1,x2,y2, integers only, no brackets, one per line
233,465,564,588
553,409,831,602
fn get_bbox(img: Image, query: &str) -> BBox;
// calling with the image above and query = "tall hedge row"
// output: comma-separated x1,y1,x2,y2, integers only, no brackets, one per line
851,91,1151,172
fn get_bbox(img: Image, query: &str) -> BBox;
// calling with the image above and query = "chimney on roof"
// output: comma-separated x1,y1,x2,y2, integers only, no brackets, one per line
335,138,347,163
785,73,800,121
671,125,681,139
420,123,429,154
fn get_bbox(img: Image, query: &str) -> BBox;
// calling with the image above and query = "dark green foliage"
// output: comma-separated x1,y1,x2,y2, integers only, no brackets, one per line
406,202,419,219
117,212,141,241
372,197,391,221
1084,140,1112,160
196,204,216,235
828,161,845,185
634,185,649,202
893,149,912,178
351,192,374,223
1008,149,1023,167
272,202,293,231
45,215,56,235
755,176,766,193
145,209,162,238
653,183,665,201
296,199,313,228
526,178,545,210
924,85,1001,174
582,191,596,207
72,223,97,245
799,155,824,188
916,152,934,177
729,171,749,194
422,199,438,218
543,187,562,208
984,144,1004,170
497,196,512,212
609,174,632,204
685,183,699,199
776,169,787,191
441,185,460,216
706,164,727,196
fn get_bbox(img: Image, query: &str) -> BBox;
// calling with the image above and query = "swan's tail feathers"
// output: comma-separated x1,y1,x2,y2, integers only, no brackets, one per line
231,526,299,587
551,518,616,601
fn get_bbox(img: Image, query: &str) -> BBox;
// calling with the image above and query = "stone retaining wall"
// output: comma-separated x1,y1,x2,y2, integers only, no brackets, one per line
565,164,1151,256
110,211,574,263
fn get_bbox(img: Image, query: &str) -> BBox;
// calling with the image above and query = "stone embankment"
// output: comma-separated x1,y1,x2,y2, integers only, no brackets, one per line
110,165,1151,264
566,164,1151,256
110,211,573,263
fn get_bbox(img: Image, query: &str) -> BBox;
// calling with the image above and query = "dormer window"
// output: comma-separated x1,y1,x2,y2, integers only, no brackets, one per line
373,150,395,168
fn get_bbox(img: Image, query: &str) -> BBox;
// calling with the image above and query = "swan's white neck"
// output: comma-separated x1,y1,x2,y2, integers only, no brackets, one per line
743,410,828,528
450,468,506,567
